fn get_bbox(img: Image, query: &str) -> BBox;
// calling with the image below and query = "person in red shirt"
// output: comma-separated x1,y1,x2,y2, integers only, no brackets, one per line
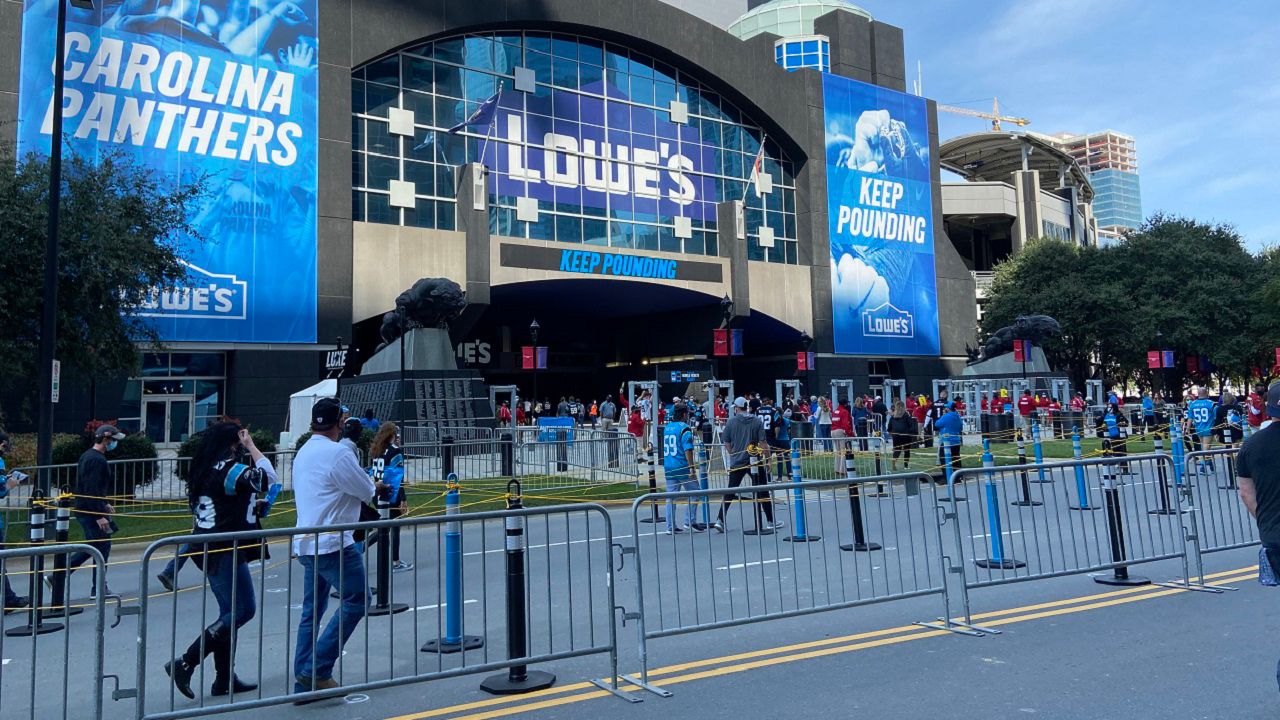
515,404,527,425
627,407,645,438
905,395,918,415
498,401,513,425
912,395,929,424
1248,384,1267,428
1069,392,1086,413
980,393,990,414
1017,390,1034,418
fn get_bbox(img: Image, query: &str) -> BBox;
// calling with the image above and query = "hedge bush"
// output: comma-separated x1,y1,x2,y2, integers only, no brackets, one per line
50,421,158,496
175,423,278,481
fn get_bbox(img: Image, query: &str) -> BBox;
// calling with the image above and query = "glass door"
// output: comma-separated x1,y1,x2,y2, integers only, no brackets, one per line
142,397,195,447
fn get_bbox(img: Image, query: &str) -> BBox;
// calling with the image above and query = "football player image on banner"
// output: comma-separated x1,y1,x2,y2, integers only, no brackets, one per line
17,0,319,343
822,73,939,356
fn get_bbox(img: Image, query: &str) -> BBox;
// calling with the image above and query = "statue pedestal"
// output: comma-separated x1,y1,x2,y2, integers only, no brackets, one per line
360,328,458,374
962,347,1051,376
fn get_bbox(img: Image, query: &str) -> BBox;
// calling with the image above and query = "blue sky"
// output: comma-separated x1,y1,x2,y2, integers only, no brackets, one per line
856,0,1280,251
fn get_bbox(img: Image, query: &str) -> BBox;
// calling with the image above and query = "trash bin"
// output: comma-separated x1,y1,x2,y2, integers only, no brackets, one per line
793,420,814,440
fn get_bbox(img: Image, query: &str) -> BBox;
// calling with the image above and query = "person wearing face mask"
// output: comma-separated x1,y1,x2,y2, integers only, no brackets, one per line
64,425,125,597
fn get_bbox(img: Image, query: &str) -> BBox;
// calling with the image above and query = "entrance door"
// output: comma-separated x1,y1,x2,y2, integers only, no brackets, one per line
143,397,194,447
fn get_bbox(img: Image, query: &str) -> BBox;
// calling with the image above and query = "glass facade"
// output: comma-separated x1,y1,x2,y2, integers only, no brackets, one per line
119,352,227,441
774,36,830,72
729,0,872,41
352,32,799,263
1088,169,1142,231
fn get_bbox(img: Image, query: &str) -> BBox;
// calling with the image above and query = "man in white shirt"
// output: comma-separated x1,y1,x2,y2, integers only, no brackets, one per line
291,398,381,700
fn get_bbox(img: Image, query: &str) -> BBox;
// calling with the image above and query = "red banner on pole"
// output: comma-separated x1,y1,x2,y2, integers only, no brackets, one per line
796,352,807,371
1187,354,1199,374
1274,347,1280,367
1147,351,1161,369
713,329,728,357
1013,340,1026,363
521,346,534,370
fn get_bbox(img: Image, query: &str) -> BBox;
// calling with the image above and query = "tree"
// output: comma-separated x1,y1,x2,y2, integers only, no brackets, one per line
0,146,206,417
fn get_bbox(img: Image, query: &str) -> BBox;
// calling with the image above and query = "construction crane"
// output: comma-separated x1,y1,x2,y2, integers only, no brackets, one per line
937,97,1030,132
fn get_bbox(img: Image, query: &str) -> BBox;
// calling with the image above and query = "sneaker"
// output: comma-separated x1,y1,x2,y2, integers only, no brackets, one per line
391,561,414,573
89,585,112,600
664,526,686,535
157,572,176,592
293,676,342,705
690,523,708,533
770,519,786,530
710,522,724,534
3,596,29,615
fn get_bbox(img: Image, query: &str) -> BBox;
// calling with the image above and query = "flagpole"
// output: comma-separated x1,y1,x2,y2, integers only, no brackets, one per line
479,86,502,169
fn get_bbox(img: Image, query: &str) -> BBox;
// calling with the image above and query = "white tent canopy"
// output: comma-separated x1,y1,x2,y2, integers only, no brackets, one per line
285,379,338,446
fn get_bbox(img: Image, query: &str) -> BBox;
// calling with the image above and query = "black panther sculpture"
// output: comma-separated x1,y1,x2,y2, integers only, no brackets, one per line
377,278,467,349
975,314,1061,363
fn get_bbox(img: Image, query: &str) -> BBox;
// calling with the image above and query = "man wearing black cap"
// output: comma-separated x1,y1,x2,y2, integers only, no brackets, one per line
0,431,31,612
1237,381,1280,692
291,398,381,701
63,424,125,597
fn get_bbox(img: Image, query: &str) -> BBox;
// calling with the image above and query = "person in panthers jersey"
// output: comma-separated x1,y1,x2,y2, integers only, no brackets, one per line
662,405,700,534
166,422,279,700
369,422,413,572
1187,387,1217,473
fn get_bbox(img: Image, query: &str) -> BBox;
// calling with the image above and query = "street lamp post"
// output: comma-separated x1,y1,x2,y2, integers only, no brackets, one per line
800,331,813,399
529,319,540,410
720,295,734,382
36,0,94,494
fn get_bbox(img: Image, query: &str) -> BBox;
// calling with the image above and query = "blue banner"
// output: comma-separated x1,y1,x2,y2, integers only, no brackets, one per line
18,0,319,343
822,74,938,356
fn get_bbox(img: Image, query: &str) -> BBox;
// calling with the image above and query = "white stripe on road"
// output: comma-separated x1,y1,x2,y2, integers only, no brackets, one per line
464,535,628,557
1,658,9,666
410,599,478,612
971,530,1024,539
717,558,794,571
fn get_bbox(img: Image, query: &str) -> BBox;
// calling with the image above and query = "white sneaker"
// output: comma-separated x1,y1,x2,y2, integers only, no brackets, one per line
391,561,414,573
664,526,686,535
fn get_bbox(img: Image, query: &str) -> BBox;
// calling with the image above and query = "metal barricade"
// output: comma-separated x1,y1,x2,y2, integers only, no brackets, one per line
516,434,640,490
0,544,110,720
126,501,628,718
942,453,1198,612
623,470,978,695
1183,448,1255,559
789,437,885,482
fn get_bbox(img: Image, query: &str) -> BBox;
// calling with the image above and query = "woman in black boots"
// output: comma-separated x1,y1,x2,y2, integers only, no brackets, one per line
165,423,278,699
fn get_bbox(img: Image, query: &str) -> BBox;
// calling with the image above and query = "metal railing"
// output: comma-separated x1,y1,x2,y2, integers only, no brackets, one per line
128,501,627,719
1182,448,1254,561
0,544,110,720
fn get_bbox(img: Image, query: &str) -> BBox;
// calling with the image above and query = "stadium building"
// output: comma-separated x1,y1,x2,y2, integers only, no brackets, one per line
2,0,978,443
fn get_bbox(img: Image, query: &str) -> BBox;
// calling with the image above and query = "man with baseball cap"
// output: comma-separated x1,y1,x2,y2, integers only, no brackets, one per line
62,424,125,597
1237,381,1280,692
291,398,382,701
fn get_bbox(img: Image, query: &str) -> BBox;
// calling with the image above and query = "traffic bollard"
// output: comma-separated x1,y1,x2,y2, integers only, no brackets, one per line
742,452,774,537
42,493,83,618
1011,430,1042,507
938,443,966,503
1094,459,1150,586
367,482,408,617
639,445,664,524
839,449,880,551
442,435,457,479
1170,420,1186,485
423,475,483,653
869,440,887,496
1219,424,1237,490
1031,423,1051,483
6,490,63,636
481,480,556,694
975,442,1025,570
1068,428,1097,511
785,446,819,542
1149,433,1181,516
692,441,711,531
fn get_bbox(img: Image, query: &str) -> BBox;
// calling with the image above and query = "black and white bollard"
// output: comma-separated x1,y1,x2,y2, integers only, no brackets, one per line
1094,459,1150,586
481,481,556,695
42,493,83,618
742,451,774,536
1011,430,1041,507
639,444,664,524
7,490,63,636
1219,424,1237,490
1149,434,1182,516
840,449,880,552
366,486,408,617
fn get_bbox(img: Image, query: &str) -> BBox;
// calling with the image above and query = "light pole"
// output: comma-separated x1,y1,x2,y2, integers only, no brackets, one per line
720,295,734,382
529,319,540,410
800,330,813,399
37,0,95,493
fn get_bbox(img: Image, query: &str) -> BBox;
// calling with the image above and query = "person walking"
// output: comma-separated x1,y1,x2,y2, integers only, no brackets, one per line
1187,386,1217,473
935,403,964,485
339,417,363,458
713,398,779,532
165,423,278,699
830,399,853,473
661,405,700,534
887,401,918,471
64,425,124,597
599,396,617,431
369,423,413,573
1141,392,1156,434
291,398,382,700
1234,382,1280,692
0,432,31,613
812,397,833,451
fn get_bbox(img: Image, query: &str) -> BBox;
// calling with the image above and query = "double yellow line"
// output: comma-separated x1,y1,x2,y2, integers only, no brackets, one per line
385,565,1255,720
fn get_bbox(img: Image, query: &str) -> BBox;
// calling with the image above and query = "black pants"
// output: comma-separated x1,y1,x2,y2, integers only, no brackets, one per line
937,443,962,482
389,504,405,563
716,467,774,527
891,435,913,465
68,515,113,588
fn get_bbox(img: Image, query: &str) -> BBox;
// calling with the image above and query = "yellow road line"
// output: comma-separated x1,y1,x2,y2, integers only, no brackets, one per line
386,565,1256,720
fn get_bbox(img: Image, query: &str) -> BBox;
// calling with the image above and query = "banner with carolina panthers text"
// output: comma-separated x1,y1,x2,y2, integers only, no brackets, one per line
18,0,318,343
823,74,938,356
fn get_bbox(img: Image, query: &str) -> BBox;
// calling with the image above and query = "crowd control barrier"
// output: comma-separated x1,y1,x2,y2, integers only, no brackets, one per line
125,500,630,719
623,471,986,695
1181,448,1254,585
0,544,111,720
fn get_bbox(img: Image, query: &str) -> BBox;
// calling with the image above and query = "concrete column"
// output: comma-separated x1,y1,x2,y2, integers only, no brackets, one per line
1012,170,1042,253
717,200,751,320
454,163,490,336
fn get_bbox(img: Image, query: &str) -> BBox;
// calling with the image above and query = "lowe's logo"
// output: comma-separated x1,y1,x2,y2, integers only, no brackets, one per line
862,302,914,338
136,261,247,320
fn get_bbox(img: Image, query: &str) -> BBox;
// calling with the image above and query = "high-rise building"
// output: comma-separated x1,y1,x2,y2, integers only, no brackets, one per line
1042,130,1142,241
728,0,874,73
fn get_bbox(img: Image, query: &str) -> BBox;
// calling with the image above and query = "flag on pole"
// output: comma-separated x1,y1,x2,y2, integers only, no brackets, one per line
448,88,502,134
742,138,767,201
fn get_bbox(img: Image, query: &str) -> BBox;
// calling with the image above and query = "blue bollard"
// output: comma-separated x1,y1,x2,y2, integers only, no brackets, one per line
1069,428,1096,511
1170,420,1186,485
1031,423,1049,483
785,445,819,542
975,442,1024,570
422,474,484,653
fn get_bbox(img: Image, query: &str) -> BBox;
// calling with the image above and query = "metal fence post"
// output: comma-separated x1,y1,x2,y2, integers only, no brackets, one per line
6,489,62,636
481,481,556,695
42,492,82,618
422,477,483,653
839,448,879,551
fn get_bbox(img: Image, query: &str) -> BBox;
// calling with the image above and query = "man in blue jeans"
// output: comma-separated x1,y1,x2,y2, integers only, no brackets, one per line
290,398,382,701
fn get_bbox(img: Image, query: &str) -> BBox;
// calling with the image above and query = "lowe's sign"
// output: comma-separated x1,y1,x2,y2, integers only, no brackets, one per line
485,81,717,221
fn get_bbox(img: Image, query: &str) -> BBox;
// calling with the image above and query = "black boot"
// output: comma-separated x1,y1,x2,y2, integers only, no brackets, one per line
165,620,227,700
211,633,258,696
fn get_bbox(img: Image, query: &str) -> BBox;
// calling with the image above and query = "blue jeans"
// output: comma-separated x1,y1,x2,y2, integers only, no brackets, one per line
293,545,367,688
207,555,256,630
161,544,192,578
816,424,832,450
664,470,699,531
